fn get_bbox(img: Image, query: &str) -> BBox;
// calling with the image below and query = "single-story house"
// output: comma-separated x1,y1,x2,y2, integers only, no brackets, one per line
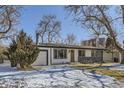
32,43,121,66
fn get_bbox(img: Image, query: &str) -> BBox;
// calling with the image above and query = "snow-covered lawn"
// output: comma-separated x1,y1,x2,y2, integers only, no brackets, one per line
0,63,123,88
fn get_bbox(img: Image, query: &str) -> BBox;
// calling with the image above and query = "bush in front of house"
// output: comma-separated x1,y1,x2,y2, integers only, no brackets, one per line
4,30,40,69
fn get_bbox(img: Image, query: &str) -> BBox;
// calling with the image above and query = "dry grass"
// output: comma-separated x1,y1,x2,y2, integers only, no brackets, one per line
95,69,124,81
69,63,124,83
69,63,118,69
70,62,118,67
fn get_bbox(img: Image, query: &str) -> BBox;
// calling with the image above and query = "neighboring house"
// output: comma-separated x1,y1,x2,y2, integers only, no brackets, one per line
32,43,121,66
81,38,106,47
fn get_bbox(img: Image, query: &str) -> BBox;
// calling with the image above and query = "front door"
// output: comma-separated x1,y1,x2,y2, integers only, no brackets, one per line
70,50,75,62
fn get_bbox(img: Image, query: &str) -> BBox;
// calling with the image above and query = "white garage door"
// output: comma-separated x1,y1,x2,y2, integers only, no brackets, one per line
32,51,48,66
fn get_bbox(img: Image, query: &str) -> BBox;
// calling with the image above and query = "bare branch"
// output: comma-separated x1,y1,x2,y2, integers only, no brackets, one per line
36,15,61,44
0,6,21,39
65,5,123,53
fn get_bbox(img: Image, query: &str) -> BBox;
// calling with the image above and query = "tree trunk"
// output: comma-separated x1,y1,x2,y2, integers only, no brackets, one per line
20,63,25,69
16,63,21,69
11,61,17,67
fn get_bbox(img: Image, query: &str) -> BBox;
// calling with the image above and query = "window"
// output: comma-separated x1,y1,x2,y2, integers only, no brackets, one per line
91,50,96,57
78,50,85,57
54,49,57,58
91,50,103,57
54,49,67,59
96,50,103,57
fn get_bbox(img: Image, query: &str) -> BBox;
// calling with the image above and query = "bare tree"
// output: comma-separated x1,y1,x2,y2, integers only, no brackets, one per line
36,15,61,44
65,33,76,45
0,5,21,40
121,5,124,24
65,5,124,63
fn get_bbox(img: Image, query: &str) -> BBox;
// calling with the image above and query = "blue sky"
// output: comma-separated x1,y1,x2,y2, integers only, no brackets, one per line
18,5,91,44
16,5,124,45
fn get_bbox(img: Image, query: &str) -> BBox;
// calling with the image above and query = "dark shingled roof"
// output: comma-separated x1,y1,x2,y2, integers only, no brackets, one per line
38,43,106,50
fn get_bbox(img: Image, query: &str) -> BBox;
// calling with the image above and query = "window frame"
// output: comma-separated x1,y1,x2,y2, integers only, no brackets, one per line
91,50,103,57
54,49,67,59
78,49,85,57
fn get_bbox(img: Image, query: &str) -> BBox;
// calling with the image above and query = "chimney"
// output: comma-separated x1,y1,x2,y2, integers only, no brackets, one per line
96,36,99,47
36,33,39,45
